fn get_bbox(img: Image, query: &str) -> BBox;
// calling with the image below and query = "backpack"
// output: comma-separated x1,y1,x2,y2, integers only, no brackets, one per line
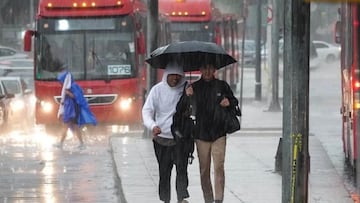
171,82,195,164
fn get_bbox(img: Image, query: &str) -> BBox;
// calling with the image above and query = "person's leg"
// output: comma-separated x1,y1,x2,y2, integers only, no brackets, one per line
59,123,68,144
153,140,174,202
196,139,214,203
73,103,84,147
74,125,84,146
212,136,226,202
55,121,69,148
67,119,84,148
174,140,189,201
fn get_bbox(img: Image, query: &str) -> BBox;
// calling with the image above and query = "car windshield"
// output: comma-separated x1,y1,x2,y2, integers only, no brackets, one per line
0,84,4,95
0,68,33,90
238,40,255,52
1,80,21,94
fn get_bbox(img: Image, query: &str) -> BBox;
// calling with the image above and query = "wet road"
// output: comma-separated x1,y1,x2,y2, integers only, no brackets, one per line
0,126,119,203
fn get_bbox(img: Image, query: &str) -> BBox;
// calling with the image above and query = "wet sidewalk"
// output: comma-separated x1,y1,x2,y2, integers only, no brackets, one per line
110,100,353,203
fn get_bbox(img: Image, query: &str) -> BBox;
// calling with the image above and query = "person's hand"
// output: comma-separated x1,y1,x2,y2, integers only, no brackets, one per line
65,89,75,98
185,85,193,96
152,126,161,136
220,97,230,107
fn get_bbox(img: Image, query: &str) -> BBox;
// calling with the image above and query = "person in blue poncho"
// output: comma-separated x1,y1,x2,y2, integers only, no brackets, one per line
54,62,97,150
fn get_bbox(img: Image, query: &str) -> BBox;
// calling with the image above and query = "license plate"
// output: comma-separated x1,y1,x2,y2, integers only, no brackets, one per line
107,65,131,75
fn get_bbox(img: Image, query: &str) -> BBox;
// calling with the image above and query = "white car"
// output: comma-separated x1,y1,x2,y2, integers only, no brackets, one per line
0,58,34,89
263,39,321,69
0,76,35,129
0,81,14,132
312,40,340,63
0,45,28,60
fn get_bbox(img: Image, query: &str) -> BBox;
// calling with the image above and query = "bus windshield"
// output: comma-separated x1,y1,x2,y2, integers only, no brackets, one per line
170,22,215,42
35,17,136,81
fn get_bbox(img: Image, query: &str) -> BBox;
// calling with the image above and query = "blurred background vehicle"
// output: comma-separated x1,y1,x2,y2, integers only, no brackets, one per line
312,40,341,63
238,40,257,66
0,45,28,60
0,76,35,129
261,39,320,69
0,58,34,89
0,81,14,132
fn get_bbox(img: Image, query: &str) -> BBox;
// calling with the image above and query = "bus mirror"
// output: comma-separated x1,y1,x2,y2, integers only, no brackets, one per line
137,32,146,55
24,30,35,52
334,21,341,44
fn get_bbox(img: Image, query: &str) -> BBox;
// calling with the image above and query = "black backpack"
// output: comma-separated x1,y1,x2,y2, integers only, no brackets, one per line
171,82,195,164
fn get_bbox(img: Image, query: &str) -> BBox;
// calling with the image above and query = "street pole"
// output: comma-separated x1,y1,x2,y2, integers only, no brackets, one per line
255,0,262,101
268,0,281,112
282,0,292,200
147,0,159,89
30,0,34,28
145,0,159,138
239,2,248,111
283,0,310,202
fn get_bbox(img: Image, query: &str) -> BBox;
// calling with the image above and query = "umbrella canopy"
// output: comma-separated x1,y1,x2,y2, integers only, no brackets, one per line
145,41,237,71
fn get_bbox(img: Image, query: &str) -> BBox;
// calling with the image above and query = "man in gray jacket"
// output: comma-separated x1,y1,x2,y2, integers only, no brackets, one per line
142,63,189,203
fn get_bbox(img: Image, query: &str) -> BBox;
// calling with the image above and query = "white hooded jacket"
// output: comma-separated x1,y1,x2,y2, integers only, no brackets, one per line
142,63,186,139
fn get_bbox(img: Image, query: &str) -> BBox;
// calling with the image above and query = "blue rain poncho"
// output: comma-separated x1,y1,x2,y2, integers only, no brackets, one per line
57,70,97,126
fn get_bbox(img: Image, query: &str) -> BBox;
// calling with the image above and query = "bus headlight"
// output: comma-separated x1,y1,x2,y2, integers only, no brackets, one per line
119,97,133,111
40,100,54,113
355,93,360,109
355,102,360,110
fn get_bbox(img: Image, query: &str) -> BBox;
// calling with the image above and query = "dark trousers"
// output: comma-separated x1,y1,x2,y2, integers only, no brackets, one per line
153,140,190,202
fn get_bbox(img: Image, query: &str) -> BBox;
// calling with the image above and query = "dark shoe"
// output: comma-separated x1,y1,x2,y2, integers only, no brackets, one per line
53,143,63,149
178,200,189,203
77,143,86,150
214,200,223,203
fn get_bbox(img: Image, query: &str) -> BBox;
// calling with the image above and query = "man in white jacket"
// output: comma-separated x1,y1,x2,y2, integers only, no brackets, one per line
142,63,189,203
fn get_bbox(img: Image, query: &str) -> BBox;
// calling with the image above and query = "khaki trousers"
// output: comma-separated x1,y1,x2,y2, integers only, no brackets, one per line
195,136,226,203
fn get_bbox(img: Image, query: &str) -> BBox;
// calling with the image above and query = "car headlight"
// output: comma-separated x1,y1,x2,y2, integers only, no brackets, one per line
10,99,25,111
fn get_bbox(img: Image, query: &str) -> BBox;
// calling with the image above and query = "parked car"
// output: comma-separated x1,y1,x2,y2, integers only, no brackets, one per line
0,77,35,129
0,45,28,60
0,81,14,132
262,39,321,69
0,58,33,68
0,58,34,90
238,40,256,65
312,40,341,63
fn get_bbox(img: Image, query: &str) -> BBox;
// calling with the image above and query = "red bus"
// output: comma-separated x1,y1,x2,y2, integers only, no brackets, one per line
335,4,360,170
23,0,169,133
158,0,239,87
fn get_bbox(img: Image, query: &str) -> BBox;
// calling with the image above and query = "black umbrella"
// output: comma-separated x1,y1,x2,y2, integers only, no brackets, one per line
145,41,237,71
